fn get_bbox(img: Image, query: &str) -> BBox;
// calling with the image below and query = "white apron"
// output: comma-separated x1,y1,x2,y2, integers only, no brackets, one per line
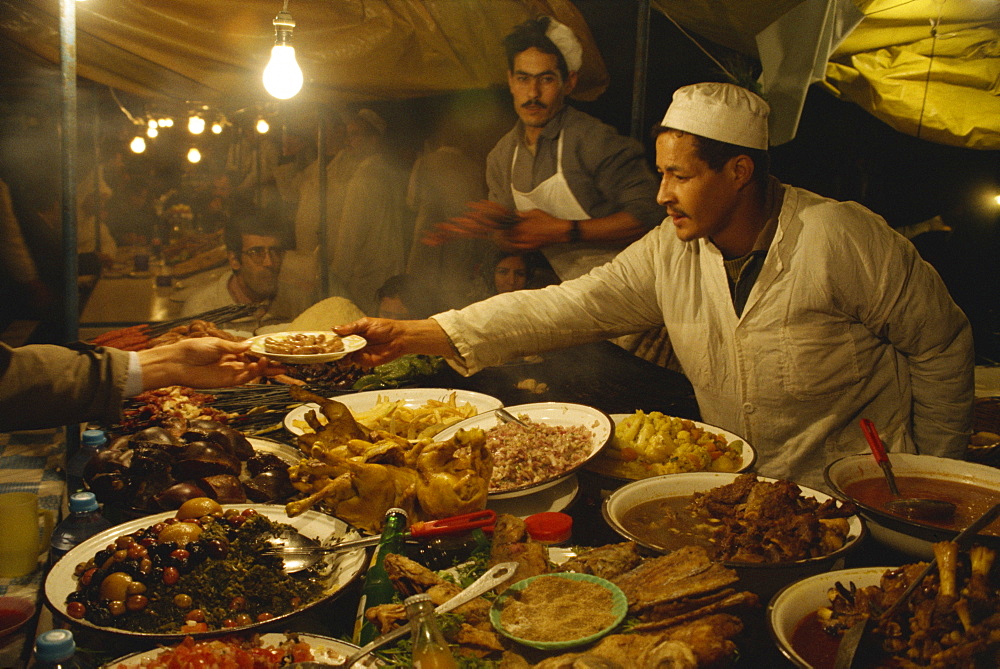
511,132,617,280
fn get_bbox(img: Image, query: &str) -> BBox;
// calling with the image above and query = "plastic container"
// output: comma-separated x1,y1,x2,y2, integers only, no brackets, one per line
65,429,106,495
50,492,113,565
28,629,81,669
524,512,573,545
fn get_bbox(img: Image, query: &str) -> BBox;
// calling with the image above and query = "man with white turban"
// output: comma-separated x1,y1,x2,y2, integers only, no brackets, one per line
451,16,661,282
336,82,974,491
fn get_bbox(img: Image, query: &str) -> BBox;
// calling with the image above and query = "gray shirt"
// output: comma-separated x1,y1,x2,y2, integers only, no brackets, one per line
486,105,662,230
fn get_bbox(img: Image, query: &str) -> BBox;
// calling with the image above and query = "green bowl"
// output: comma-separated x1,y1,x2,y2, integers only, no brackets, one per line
489,573,628,650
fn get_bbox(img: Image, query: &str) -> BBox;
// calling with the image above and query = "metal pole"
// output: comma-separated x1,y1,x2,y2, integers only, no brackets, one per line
60,0,79,342
317,105,329,297
630,0,651,141
59,0,80,487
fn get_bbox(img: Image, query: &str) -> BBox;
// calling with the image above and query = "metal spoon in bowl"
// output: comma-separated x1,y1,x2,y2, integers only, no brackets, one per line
261,510,497,573
859,419,956,522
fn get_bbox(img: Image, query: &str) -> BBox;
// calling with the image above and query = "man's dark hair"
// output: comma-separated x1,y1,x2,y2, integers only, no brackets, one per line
223,210,284,254
653,125,770,189
503,17,568,80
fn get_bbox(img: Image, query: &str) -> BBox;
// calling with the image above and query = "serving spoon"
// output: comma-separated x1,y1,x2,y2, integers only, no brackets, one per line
859,418,956,522
261,510,497,573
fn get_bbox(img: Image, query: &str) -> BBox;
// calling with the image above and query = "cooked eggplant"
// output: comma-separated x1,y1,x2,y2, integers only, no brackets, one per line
246,452,289,477
172,441,241,479
152,481,210,510
84,422,292,512
207,425,255,460
198,474,247,503
244,468,296,503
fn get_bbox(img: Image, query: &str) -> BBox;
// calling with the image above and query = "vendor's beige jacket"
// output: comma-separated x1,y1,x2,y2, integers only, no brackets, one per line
435,184,974,491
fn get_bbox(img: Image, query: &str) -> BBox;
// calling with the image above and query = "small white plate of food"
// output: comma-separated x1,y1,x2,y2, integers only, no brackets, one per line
245,331,366,364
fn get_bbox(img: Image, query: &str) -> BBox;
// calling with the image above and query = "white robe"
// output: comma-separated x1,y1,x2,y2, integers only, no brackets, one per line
433,184,974,491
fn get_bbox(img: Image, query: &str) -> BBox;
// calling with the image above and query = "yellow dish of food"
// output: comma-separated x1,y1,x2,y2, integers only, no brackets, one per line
588,411,751,479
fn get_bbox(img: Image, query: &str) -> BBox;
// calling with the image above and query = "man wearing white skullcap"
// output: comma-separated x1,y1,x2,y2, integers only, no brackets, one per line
439,16,661,282
336,82,973,492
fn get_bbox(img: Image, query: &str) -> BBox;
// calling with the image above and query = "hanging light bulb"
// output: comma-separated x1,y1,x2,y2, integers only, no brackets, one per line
161,117,174,128
130,136,146,153
256,118,270,134
147,119,158,129
211,122,223,134
262,1,303,99
146,126,159,139
187,148,202,163
188,115,205,135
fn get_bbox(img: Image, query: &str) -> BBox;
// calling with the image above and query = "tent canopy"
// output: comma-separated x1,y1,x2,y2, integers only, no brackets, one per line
1,0,997,148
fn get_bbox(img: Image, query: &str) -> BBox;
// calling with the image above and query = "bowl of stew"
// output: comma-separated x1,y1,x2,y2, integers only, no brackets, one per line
601,472,864,599
767,566,888,669
824,453,1000,559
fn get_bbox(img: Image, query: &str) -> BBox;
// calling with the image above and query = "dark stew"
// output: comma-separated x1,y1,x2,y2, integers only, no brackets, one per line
842,476,1000,534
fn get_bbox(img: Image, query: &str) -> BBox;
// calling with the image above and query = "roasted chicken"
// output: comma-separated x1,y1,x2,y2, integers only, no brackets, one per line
285,388,492,530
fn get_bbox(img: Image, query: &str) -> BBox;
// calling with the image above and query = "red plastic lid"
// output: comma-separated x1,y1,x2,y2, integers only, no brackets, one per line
524,512,573,544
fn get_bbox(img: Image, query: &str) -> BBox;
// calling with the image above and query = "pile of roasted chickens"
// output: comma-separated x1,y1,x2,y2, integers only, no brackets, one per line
284,388,493,531
690,473,855,562
819,541,998,667
364,514,758,667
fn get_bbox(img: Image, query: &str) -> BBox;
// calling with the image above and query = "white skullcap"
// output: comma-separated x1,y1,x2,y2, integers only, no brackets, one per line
356,108,386,136
660,83,770,149
545,17,583,73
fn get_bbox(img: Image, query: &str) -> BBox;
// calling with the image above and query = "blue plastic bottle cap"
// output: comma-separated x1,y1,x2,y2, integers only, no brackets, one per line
81,429,106,447
35,628,75,662
68,491,100,514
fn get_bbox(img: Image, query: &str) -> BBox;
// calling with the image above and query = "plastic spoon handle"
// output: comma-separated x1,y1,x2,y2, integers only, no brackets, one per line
342,561,519,667
860,418,900,496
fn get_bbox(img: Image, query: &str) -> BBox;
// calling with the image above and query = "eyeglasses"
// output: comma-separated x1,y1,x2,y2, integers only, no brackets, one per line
242,246,286,263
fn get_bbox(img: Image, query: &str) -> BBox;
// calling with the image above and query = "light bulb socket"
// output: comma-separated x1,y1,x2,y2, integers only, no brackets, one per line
273,9,295,46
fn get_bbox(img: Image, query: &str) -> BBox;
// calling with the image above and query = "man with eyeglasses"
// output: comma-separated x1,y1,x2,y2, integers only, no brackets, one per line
181,211,311,327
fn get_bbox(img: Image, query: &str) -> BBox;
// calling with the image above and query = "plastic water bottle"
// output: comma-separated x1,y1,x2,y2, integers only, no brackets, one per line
28,629,82,669
353,507,409,645
50,492,113,565
66,428,106,495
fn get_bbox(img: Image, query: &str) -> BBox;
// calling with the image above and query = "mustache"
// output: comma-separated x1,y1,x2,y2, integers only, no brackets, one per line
668,207,688,219
521,99,546,109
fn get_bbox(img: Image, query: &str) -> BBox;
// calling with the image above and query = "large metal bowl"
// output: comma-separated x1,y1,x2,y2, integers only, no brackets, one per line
824,452,1000,559
602,472,865,599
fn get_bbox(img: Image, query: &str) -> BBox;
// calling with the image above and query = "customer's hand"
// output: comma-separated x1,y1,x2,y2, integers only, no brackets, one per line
137,337,283,390
334,317,452,367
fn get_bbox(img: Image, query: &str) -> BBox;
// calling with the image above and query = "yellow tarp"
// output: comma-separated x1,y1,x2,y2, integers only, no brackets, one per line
824,0,1000,149
651,0,1000,149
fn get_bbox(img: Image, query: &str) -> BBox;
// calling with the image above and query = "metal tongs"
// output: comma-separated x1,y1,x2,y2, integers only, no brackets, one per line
260,510,497,573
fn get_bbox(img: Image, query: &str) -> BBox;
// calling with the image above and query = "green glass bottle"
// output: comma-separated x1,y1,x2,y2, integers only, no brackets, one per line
353,507,409,645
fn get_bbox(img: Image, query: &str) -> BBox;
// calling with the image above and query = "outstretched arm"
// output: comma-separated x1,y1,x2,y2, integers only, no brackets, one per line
333,318,453,368
137,337,283,390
